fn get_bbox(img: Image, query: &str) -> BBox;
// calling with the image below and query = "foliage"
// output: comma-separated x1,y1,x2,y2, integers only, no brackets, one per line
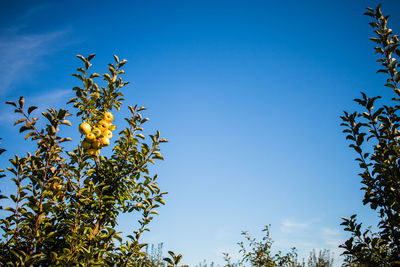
340,4,400,266
143,243,166,266
197,259,216,267
307,249,333,267
223,225,304,267
163,251,188,267
0,54,168,265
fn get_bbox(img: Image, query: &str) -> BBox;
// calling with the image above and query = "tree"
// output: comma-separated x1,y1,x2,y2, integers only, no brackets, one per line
0,54,168,265
340,4,400,266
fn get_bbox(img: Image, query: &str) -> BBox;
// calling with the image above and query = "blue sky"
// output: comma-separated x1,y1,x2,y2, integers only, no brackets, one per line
1,0,400,265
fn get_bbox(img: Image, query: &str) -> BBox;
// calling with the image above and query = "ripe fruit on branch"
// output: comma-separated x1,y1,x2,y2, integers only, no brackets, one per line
86,148,100,156
101,137,110,146
104,112,113,122
104,130,113,139
79,122,92,135
81,140,92,149
98,120,109,132
78,111,116,156
109,124,116,131
86,133,96,142
92,140,101,149
92,128,102,137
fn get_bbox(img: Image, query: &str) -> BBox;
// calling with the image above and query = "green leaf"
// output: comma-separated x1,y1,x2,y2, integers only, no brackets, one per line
19,125,33,133
385,83,395,89
14,118,26,126
90,73,101,78
88,53,96,61
72,73,84,81
25,132,35,140
76,54,86,62
61,120,72,126
118,59,128,68
6,100,17,107
113,55,119,63
28,106,38,114
164,258,174,265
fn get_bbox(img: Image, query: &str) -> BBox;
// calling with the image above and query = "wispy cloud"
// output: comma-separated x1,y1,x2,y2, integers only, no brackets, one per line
277,219,345,266
0,30,67,94
320,227,345,263
0,4,70,95
30,89,72,109
280,218,310,233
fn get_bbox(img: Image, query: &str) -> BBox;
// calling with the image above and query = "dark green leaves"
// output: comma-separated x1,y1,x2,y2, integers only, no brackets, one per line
27,106,38,115
340,5,400,266
6,100,17,107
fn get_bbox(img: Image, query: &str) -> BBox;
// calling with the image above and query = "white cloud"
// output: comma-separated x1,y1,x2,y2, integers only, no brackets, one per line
0,30,67,94
0,4,71,95
30,89,72,109
0,6,73,125
276,219,346,266
320,227,344,248
319,227,345,265
280,218,310,233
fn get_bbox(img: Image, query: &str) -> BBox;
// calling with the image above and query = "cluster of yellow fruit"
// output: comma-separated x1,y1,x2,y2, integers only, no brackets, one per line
49,182,64,201
79,112,115,156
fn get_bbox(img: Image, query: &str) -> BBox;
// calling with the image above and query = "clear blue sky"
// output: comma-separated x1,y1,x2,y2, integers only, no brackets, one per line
1,0,400,266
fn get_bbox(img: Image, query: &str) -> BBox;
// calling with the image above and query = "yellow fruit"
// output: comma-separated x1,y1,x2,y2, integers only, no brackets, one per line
92,128,102,137
81,140,92,149
57,184,62,191
109,124,117,131
86,148,97,156
92,140,101,149
85,133,96,142
98,120,110,132
101,137,110,146
79,122,92,135
105,130,113,139
104,112,113,123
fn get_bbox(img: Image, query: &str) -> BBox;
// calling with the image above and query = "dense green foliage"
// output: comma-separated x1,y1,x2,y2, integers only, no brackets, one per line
340,4,400,266
0,55,167,265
